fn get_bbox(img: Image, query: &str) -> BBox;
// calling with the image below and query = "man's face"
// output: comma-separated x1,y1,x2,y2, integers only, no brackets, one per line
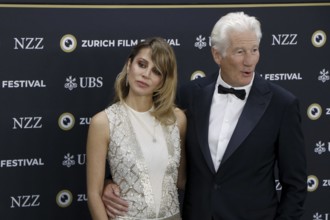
213,30,260,87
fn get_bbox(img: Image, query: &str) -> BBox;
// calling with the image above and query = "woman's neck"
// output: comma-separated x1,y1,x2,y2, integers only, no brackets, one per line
124,95,153,112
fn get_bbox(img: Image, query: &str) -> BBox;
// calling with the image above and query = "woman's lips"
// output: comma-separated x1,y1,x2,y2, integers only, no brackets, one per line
136,80,149,87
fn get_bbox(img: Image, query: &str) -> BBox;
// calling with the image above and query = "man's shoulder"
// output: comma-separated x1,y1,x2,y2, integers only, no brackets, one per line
255,74,297,101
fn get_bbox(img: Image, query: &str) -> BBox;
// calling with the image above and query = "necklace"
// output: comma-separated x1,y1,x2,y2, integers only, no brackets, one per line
125,103,158,143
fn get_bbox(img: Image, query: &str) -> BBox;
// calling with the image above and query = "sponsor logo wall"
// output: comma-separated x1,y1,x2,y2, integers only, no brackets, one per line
0,3,329,220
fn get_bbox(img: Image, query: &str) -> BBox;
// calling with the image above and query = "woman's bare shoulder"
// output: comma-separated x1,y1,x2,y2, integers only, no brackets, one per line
90,110,109,129
173,107,187,128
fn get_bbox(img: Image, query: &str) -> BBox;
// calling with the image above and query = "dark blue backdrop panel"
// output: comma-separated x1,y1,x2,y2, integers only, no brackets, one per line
0,4,329,220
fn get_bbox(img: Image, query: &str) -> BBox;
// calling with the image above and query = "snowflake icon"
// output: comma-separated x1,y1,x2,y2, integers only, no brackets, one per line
64,76,78,90
194,35,207,50
62,153,75,168
314,141,326,155
318,68,329,83
313,212,323,220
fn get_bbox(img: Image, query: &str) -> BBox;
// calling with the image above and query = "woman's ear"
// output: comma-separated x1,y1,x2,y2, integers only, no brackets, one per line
126,58,131,73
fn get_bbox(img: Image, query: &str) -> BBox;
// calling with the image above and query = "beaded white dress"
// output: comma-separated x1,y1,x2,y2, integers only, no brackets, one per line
105,102,181,220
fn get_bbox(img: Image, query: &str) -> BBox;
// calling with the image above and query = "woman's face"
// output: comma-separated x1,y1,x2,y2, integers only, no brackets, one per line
127,48,163,97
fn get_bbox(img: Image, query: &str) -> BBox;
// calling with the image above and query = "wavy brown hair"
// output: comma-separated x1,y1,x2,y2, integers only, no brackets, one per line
113,37,178,125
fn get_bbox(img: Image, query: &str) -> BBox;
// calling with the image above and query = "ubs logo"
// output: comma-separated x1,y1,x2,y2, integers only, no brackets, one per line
64,76,103,90
318,69,329,83
14,37,44,50
313,212,329,220
62,153,86,168
194,35,207,50
314,141,328,155
60,34,77,53
64,76,78,90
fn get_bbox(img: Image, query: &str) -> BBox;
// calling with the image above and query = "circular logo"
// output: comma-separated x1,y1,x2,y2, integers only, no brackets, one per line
307,103,322,120
307,175,319,192
58,112,75,130
311,30,327,48
56,190,73,208
190,70,206,81
60,34,77,53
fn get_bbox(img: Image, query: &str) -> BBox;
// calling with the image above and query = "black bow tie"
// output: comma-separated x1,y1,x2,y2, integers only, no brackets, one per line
218,84,246,100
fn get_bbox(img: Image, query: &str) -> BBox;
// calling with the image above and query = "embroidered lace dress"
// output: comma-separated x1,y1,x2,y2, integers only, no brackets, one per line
105,102,181,220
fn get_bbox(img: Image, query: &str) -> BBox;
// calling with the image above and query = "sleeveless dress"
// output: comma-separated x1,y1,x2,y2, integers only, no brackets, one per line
105,102,181,220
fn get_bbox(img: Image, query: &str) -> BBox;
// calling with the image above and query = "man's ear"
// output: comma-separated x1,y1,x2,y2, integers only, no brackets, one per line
211,47,222,65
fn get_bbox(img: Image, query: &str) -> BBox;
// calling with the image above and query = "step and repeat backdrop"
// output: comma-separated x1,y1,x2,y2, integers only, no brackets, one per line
0,3,329,220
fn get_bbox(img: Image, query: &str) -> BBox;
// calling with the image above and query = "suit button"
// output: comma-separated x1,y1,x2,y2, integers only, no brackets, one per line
214,184,220,190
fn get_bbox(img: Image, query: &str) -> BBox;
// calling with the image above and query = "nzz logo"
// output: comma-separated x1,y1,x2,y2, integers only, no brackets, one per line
271,34,298,45
64,75,103,90
14,37,44,50
10,194,40,208
12,116,42,129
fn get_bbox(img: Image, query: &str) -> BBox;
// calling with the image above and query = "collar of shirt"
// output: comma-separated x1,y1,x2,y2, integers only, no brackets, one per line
208,70,255,171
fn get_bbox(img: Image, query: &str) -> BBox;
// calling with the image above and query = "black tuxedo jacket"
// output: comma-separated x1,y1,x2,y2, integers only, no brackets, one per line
177,72,307,220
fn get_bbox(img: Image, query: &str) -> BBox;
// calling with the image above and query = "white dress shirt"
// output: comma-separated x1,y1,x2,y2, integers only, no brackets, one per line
208,70,253,171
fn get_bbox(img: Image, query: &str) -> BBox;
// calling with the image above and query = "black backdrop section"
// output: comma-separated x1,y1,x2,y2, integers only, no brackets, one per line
0,3,329,220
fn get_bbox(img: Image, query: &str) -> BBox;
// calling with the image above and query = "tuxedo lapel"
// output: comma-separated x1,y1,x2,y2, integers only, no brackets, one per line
193,75,218,174
221,75,272,164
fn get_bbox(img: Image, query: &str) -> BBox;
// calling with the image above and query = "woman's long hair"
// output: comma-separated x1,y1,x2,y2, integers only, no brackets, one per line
113,37,178,125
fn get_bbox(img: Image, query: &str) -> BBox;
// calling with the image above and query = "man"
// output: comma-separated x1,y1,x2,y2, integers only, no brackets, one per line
102,11,307,219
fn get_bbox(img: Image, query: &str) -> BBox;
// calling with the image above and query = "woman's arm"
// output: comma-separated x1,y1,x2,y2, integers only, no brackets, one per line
86,111,110,220
174,107,187,190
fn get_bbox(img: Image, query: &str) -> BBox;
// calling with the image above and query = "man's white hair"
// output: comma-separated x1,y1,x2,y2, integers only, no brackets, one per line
211,11,262,57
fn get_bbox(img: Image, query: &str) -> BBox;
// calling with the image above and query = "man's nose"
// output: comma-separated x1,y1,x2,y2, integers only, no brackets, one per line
243,53,254,66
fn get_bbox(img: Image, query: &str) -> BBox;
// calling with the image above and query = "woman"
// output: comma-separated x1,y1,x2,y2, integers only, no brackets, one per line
86,37,186,220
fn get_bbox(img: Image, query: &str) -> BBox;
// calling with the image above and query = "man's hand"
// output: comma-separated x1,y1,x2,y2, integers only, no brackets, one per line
102,180,129,218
